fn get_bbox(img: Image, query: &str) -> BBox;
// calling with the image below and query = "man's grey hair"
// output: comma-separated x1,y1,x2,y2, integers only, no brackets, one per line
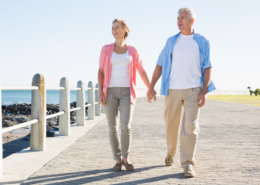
178,8,196,22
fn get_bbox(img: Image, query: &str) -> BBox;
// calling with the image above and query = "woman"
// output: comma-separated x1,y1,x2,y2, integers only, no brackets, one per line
98,19,154,171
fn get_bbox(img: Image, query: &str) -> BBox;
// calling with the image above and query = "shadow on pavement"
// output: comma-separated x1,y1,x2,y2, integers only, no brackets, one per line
116,173,186,184
3,134,30,158
3,165,185,184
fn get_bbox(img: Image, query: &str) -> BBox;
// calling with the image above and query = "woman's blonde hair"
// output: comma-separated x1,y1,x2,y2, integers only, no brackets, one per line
112,19,130,40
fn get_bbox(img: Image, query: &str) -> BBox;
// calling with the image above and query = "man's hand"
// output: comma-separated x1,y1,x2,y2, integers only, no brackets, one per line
146,89,157,103
198,67,211,108
146,65,162,103
197,91,207,108
99,91,105,105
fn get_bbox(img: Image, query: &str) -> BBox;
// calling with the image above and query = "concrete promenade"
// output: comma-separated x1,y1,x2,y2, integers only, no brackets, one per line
6,97,260,184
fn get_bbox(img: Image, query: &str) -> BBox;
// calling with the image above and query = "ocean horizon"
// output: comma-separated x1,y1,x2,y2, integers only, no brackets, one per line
1,90,89,105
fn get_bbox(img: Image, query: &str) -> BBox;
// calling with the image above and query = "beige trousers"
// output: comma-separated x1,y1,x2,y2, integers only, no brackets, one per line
103,87,134,161
164,87,201,168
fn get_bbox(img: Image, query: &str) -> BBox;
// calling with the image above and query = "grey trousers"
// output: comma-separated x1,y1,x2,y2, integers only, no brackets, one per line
103,87,134,160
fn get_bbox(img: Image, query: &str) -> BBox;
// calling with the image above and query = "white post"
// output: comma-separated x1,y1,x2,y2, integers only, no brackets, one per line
0,81,3,178
76,81,85,126
59,77,70,136
88,81,95,120
95,83,101,116
31,74,46,151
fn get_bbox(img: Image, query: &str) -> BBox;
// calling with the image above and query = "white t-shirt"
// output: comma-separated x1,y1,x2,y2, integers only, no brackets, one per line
169,33,202,89
108,51,130,87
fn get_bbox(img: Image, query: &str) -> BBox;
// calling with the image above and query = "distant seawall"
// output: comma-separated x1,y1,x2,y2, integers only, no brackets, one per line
136,89,250,97
208,90,249,95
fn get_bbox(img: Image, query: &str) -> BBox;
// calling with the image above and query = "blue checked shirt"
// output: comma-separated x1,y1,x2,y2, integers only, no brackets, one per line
157,32,216,96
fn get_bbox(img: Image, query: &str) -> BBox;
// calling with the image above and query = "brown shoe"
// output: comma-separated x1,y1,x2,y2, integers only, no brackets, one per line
122,160,134,171
112,163,122,171
165,153,174,166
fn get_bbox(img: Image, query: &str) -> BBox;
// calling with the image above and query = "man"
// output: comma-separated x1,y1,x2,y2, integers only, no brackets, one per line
147,8,216,177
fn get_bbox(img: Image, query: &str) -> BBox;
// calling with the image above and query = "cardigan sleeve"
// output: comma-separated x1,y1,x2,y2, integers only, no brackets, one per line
135,48,145,73
99,46,106,69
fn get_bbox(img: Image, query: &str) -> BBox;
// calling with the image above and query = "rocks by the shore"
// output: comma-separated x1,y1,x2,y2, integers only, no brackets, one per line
1,102,89,131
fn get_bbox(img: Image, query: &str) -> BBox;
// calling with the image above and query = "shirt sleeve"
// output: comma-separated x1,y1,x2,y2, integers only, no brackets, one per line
136,49,145,73
156,39,169,66
203,39,213,70
99,46,106,69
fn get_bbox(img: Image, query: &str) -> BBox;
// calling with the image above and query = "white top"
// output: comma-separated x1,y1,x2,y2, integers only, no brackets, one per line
108,51,130,87
169,33,202,89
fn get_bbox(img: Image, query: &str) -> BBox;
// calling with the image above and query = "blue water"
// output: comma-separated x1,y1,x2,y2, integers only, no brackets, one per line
1,90,89,105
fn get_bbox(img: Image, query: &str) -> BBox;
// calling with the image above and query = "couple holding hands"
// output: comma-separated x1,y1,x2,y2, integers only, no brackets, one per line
98,7,216,177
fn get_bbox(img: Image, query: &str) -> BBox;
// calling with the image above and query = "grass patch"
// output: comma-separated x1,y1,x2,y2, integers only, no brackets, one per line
207,95,260,107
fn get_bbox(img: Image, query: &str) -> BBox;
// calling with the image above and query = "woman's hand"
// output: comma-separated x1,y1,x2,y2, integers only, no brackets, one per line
146,89,157,103
99,91,105,105
98,68,105,105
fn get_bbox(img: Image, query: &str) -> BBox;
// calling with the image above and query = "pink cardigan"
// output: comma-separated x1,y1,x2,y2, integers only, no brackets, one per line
99,43,145,105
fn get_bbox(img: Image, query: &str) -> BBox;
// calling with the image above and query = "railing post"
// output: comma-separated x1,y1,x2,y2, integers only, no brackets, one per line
0,81,3,178
31,74,46,151
88,81,95,120
59,77,70,136
76,81,85,126
95,83,101,116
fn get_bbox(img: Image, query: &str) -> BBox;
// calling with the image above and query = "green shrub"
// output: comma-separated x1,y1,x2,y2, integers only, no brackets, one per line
248,87,260,96
255,89,260,96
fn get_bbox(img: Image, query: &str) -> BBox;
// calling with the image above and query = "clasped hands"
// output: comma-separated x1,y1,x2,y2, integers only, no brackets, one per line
146,89,157,103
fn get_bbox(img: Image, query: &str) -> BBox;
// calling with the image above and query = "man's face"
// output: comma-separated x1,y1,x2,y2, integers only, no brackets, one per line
177,11,194,31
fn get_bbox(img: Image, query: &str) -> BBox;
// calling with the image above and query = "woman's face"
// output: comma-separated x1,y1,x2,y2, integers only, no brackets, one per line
112,21,126,40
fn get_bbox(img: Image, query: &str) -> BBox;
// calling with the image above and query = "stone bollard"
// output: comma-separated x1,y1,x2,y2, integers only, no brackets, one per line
88,81,95,120
59,77,70,136
95,83,101,116
31,74,46,151
76,81,85,126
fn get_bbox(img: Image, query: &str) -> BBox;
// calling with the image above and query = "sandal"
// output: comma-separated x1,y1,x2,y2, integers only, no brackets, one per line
112,163,122,171
122,160,134,171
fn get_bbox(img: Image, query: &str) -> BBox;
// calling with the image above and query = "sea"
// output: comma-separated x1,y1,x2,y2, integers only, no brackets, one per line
1,90,89,105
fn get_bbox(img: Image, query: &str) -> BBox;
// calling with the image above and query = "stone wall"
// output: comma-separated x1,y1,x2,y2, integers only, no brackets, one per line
136,88,250,97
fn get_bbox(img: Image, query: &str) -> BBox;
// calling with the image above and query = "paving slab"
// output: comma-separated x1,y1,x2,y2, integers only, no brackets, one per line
4,96,260,184
0,115,106,184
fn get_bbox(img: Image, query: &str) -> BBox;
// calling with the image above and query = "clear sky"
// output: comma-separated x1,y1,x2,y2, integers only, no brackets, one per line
1,0,259,91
